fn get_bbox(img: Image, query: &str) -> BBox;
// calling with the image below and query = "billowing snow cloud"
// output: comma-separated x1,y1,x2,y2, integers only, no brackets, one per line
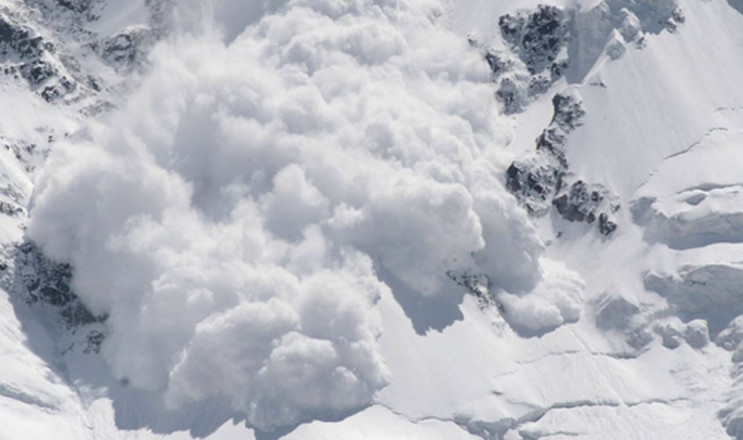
27,0,583,431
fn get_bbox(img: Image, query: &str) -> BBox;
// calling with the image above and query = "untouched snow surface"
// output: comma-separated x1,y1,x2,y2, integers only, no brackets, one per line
2,0,743,439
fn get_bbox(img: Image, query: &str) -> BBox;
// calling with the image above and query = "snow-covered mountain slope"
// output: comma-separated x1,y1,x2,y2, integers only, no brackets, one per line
3,0,743,439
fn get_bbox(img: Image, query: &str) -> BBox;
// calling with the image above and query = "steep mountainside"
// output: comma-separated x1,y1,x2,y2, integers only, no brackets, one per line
2,0,743,439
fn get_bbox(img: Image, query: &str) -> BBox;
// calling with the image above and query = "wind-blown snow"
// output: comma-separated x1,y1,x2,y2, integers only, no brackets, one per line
26,0,582,430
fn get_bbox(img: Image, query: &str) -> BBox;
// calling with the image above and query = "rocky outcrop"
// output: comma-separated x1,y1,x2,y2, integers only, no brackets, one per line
485,1,685,113
506,92,581,214
553,180,619,233
506,156,560,216
99,30,145,68
0,14,78,102
506,91,619,236
499,5,570,76
489,5,570,114
12,242,102,328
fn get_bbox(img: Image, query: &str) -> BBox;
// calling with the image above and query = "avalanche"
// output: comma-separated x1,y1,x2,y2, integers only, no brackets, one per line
1,0,743,439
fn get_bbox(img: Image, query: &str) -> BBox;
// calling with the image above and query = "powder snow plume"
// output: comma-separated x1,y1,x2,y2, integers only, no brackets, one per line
26,0,583,431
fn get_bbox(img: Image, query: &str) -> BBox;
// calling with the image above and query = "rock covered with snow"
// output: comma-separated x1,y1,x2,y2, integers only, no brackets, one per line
506,90,619,235
499,5,570,76
484,0,685,114
506,91,583,214
718,316,743,351
553,179,619,232
683,319,709,349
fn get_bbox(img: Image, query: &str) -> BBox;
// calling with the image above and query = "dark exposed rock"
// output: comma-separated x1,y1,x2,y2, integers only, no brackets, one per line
495,77,525,114
535,127,568,167
499,5,570,75
0,17,51,59
550,58,568,79
446,269,502,312
0,200,24,216
551,93,586,131
506,159,560,215
553,180,604,224
55,0,95,14
493,5,571,114
534,93,586,167
520,5,570,75
505,92,584,214
498,13,525,46
14,242,103,327
598,212,618,236
0,14,77,101
527,76,551,96
41,78,75,102
99,29,151,69
505,91,620,236
22,59,56,85
484,51,507,76
447,270,490,298
553,180,619,235
83,329,105,354
102,32,136,64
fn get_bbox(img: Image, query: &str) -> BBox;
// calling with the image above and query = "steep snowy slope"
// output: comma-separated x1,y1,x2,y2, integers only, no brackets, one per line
3,0,743,439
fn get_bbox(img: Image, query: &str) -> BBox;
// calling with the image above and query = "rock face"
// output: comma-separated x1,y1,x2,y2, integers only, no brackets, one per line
99,31,143,67
553,180,619,230
12,242,101,327
491,5,571,114
0,14,77,102
506,92,581,214
485,1,685,113
506,91,619,236
506,156,558,216
0,0,166,105
499,5,570,76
